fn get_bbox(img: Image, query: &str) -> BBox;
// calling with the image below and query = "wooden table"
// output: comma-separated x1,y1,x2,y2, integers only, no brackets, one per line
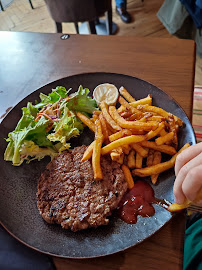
0,32,195,270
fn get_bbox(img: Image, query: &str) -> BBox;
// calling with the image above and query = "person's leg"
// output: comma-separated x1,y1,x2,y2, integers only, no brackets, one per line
0,226,55,270
115,0,126,8
115,0,131,23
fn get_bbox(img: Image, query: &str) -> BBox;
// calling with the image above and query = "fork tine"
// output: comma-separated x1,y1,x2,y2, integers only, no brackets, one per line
187,204,202,213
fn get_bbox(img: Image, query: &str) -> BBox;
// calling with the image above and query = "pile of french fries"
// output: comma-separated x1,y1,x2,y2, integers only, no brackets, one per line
77,87,190,189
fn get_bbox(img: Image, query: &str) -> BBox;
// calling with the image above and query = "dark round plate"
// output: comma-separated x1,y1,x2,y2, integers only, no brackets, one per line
0,72,196,258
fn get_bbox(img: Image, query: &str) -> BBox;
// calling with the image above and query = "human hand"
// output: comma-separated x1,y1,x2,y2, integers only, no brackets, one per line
173,142,202,205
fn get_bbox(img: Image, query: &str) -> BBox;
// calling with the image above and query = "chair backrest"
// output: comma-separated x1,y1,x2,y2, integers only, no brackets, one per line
45,0,111,23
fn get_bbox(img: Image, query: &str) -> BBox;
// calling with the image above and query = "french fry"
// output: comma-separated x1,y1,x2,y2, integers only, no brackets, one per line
118,96,141,115
168,114,178,149
105,121,116,135
151,151,162,184
139,112,153,122
140,141,177,155
146,122,165,140
93,114,99,121
117,105,126,112
100,101,122,131
95,118,102,139
111,152,124,164
137,105,183,126
108,106,159,131
147,116,165,122
76,112,95,132
93,110,101,115
131,143,149,158
92,119,103,180
81,141,95,162
159,129,168,137
147,149,154,167
111,147,124,164
129,95,152,107
119,110,133,119
130,129,147,135
168,188,202,212
109,129,133,142
138,117,147,123
167,201,191,212
122,164,135,189
119,86,136,103
132,143,190,177
127,150,136,168
136,152,143,169
155,132,174,146
99,113,109,141
101,135,146,155
126,114,141,121
122,144,130,155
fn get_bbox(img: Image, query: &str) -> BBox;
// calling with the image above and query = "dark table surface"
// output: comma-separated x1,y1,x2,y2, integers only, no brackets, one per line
0,31,196,270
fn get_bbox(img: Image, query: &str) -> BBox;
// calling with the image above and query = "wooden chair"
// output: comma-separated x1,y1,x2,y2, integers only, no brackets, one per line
44,0,113,35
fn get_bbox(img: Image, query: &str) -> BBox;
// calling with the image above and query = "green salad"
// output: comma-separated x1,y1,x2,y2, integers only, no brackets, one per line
4,85,98,166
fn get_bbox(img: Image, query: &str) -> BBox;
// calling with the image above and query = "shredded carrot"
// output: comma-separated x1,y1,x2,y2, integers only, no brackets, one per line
35,112,54,122
35,114,41,121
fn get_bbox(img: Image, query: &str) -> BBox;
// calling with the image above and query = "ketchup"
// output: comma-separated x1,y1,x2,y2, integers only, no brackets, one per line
118,180,170,224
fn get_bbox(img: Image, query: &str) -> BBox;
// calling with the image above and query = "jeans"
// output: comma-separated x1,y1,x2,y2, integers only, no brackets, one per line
0,226,55,270
115,0,126,8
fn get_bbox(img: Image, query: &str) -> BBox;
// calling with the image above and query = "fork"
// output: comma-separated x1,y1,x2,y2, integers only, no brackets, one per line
187,204,202,213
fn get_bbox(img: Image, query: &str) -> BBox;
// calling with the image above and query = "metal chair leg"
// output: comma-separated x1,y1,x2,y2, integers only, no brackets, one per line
88,21,97,34
74,22,79,34
0,0,4,11
105,8,112,35
55,22,62,33
28,0,34,9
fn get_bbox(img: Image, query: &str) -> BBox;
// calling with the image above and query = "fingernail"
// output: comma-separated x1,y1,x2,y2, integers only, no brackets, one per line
175,196,184,205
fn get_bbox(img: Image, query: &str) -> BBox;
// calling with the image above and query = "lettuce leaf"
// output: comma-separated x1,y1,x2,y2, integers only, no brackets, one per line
47,106,83,144
66,85,98,114
4,109,54,166
4,85,98,166
35,86,70,109
19,141,57,164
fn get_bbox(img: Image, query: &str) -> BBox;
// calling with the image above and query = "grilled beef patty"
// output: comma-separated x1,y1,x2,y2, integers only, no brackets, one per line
37,145,127,231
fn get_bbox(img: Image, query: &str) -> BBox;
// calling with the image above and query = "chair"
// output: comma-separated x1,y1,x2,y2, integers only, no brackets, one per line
44,0,114,35
0,0,34,11
0,0,4,11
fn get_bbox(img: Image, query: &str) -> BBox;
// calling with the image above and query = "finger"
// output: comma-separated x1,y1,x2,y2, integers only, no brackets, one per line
174,152,202,204
175,143,202,176
182,164,202,202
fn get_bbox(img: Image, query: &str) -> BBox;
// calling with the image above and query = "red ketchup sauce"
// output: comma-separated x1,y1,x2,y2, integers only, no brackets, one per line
118,180,169,224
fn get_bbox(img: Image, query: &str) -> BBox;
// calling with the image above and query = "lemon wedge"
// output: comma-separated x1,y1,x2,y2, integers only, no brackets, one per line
93,83,119,106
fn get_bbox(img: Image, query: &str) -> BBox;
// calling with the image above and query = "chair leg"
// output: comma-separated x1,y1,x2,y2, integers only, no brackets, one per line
95,18,100,25
105,8,112,35
55,22,62,33
28,0,34,9
0,0,4,11
88,21,97,34
74,22,79,34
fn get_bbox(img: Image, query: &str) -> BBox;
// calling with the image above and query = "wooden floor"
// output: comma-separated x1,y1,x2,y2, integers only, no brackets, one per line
0,0,201,85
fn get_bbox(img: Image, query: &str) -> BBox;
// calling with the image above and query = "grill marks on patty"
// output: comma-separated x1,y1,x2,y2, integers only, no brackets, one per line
37,145,127,231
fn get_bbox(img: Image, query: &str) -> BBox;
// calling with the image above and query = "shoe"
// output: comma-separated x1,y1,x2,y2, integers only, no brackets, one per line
116,7,132,23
